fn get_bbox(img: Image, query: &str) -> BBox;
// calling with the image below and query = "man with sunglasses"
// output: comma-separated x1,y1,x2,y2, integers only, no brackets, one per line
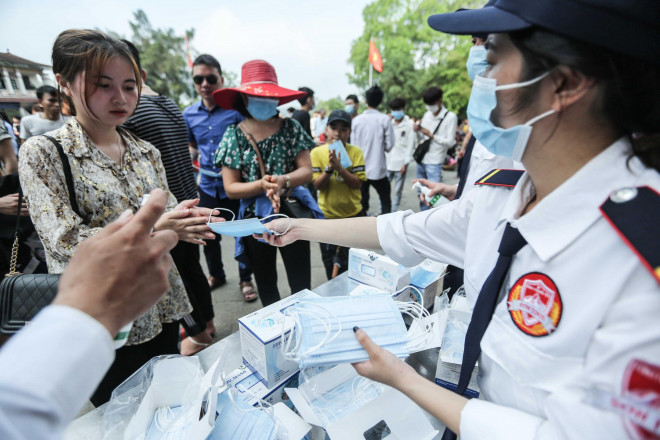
19,85,68,143
182,55,256,300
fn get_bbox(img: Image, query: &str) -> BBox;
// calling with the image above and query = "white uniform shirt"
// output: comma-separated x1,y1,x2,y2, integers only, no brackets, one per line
462,139,524,197
0,305,114,439
351,109,395,180
417,107,458,166
377,138,660,439
386,115,416,172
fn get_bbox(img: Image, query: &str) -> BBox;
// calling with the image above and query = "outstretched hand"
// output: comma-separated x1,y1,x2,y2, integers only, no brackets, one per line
253,217,299,247
351,327,417,390
155,198,218,245
54,189,178,337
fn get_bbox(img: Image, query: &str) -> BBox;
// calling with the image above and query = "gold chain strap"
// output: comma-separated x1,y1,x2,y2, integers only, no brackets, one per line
6,236,20,277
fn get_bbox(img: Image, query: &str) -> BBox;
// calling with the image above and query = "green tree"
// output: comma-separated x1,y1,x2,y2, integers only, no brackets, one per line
348,0,481,119
128,10,194,107
316,96,346,113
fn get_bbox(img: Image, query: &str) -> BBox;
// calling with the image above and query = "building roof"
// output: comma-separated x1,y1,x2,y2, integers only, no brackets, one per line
0,52,50,70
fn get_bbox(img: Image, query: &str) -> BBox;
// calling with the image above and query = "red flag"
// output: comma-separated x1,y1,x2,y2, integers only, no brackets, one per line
185,35,193,68
369,40,383,73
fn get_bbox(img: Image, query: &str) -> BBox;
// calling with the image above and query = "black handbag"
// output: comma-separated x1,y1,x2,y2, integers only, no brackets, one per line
0,135,80,334
238,123,314,219
413,114,447,164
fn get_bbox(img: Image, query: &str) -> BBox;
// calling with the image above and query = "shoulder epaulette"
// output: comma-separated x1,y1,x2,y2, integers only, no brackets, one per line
475,169,525,188
600,186,660,285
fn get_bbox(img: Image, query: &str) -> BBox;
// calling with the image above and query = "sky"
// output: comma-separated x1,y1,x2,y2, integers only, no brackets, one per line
1,0,373,105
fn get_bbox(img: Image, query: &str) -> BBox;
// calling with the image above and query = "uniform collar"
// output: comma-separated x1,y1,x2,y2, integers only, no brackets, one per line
498,137,637,262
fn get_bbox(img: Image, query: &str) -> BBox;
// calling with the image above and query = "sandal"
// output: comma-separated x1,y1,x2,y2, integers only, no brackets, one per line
241,281,258,302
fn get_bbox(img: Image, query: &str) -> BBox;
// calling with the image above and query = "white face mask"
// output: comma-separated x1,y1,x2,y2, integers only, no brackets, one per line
426,104,439,114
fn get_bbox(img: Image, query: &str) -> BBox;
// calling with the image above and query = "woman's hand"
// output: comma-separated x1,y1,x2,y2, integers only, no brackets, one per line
413,178,457,203
154,199,219,245
352,327,417,390
0,193,29,216
262,175,285,213
253,217,299,247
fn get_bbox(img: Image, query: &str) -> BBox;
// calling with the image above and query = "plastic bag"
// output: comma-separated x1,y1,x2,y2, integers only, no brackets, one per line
102,355,210,440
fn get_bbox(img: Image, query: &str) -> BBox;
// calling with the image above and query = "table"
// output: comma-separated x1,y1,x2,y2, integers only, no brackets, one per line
65,273,445,439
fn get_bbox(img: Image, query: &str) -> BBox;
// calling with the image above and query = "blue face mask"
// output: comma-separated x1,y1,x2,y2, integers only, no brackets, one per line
208,390,276,440
207,209,291,238
282,295,411,368
247,96,279,121
344,105,355,115
467,72,555,162
391,110,405,120
466,45,488,81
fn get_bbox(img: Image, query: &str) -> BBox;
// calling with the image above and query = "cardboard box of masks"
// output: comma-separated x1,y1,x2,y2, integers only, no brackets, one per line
238,289,318,389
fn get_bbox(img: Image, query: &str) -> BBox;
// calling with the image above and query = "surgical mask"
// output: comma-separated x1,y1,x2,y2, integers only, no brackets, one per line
282,295,429,368
208,390,276,440
391,110,405,120
467,72,555,162
247,96,279,121
466,45,488,81
344,105,355,115
206,208,291,238
425,104,439,114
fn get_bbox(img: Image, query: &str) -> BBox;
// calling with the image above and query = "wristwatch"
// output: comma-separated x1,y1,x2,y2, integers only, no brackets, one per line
285,175,291,188
324,166,332,173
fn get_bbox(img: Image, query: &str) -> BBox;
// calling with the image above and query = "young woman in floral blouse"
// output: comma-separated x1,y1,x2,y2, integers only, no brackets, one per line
18,30,217,406
213,60,315,307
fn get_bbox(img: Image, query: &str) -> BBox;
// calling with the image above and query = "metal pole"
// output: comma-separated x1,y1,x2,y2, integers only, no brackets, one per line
369,63,373,87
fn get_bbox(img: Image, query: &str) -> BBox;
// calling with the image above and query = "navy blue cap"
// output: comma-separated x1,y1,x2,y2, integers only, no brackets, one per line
428,0,660,66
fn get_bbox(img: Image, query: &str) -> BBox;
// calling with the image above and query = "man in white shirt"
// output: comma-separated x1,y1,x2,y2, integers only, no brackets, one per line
0,189,179,440
414,86,458,210
313,109,328,141
386,98,416,211
351,85,395,215
19,85,68,143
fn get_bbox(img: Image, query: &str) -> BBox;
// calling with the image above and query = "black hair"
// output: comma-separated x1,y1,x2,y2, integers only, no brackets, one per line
422,87,443,105
297,87,314,106
346,94,359,104
0,110,10,124
287,107,295,112
365,85,383,108
389,98,405,110
36,85,58,100
233,94,252,119
193,54,222,75
121,39,141,71
509,28,660,171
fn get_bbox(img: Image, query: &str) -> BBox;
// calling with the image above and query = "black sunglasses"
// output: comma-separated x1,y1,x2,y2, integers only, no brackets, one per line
193,74,219,85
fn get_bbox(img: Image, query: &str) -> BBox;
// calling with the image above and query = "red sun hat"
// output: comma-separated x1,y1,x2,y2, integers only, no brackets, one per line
213,60,307,110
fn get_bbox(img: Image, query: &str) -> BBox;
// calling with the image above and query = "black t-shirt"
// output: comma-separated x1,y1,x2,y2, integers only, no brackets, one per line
291,110,311,136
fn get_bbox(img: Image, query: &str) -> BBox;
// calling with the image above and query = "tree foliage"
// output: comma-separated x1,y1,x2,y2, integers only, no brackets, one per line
348,0,481,119
316,96,347,113
128,10,194,107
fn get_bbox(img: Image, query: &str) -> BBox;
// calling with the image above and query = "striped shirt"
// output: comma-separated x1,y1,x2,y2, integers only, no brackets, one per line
123,95,198,202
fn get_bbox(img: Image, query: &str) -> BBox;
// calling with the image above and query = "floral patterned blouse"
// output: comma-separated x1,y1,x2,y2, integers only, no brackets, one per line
18,118,191,345
213,118,314,213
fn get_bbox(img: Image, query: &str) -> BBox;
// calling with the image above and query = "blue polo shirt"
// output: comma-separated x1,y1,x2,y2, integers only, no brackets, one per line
183,100,244,198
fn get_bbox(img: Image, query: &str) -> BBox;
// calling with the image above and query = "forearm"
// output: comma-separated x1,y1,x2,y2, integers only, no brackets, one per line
0,139,17,174
337,167,362,189
398,372,467,435
224,179,264,199
292,217,381,249
286,166,312,188
313,173,331,190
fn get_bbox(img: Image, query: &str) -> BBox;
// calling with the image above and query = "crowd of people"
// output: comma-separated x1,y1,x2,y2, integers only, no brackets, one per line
0,0,658,438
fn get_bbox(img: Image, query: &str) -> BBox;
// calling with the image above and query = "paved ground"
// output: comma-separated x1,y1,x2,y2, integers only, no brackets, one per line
206,162,458,342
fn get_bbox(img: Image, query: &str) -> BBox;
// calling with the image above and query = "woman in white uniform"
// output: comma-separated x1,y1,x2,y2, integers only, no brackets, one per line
261,0,660,438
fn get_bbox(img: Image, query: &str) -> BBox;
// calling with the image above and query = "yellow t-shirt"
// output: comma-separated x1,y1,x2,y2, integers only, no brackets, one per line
311,143,367,219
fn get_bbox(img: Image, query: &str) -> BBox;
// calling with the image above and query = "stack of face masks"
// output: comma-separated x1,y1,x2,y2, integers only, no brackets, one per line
281,295,412,368
207,389,277,440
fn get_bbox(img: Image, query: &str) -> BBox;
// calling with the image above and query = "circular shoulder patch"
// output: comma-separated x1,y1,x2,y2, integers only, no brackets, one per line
507,272,562,337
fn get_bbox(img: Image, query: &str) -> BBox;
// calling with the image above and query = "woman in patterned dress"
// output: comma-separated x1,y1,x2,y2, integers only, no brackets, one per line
18,30,218,406
213,60,316,307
